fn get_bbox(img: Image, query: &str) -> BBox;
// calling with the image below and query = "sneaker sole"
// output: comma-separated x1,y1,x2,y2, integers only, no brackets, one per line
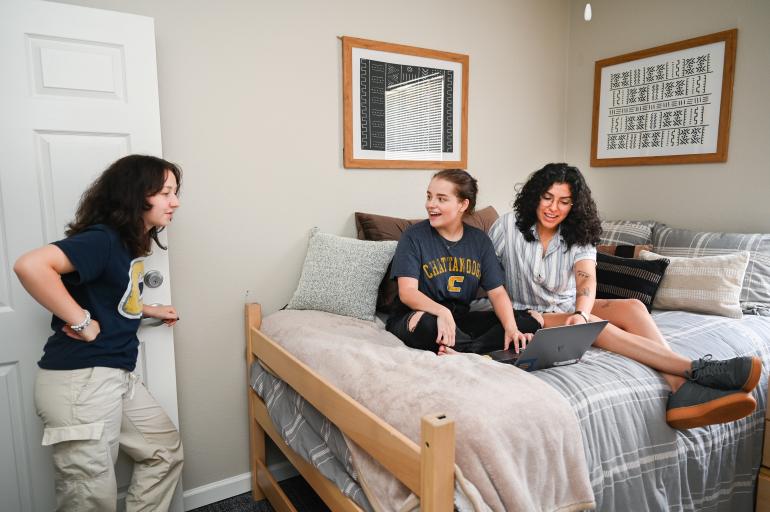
667,393,756,430
741,356,762,392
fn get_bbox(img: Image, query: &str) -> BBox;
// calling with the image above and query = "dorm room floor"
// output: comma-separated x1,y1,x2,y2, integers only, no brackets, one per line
189,476,329,512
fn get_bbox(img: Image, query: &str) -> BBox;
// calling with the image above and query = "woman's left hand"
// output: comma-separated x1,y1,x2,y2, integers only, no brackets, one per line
142,304,179,326
504,328,533,353
565,313,586,326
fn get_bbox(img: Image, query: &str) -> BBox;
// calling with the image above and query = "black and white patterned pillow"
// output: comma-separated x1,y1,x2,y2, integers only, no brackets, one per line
652,226,770,311
596,252,669,312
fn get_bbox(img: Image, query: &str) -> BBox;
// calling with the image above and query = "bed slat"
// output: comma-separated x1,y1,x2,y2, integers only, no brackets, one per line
255,458,297,512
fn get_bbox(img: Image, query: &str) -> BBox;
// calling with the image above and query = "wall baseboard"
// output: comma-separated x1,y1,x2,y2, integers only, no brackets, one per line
182,461,298,510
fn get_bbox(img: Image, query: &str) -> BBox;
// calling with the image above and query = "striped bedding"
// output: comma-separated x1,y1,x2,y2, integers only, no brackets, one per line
250,310,770,511
536,310,770,511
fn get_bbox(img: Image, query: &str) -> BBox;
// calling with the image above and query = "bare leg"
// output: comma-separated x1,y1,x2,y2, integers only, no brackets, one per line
591,299,667,346
408,311,424,332
543,302,689,391
589,300,688,388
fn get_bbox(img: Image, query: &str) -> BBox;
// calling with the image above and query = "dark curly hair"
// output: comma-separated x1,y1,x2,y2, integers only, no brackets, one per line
65,154,182,257
513,163,601,248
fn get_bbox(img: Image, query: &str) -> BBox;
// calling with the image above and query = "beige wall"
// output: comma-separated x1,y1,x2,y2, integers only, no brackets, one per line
55,0,569,490
565,0,770,233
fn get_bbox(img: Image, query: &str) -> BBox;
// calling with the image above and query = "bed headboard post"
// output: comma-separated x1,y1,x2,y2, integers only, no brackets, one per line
420,413,455,511
246,303,262,330
244,303,266,501
245,303,262,362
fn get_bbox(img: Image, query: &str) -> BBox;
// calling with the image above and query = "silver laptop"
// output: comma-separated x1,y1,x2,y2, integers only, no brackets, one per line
486,320,609,371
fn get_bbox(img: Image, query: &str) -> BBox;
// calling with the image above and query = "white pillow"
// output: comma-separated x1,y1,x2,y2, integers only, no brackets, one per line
287,229,397,321
639,250,749,318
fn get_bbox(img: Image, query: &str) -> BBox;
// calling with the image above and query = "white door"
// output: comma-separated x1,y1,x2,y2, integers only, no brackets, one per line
0,1,183,511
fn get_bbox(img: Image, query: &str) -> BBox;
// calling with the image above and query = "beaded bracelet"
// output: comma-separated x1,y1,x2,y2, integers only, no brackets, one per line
70,309,91,333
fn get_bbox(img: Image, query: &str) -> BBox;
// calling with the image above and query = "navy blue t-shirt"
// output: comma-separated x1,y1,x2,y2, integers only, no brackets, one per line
390,220,505,310
38,225,145,371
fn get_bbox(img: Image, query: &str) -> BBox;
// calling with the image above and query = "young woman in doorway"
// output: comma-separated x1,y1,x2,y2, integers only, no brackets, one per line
14,154,184,511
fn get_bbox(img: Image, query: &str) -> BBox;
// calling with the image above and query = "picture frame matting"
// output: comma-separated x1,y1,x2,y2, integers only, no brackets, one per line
342,36,469,169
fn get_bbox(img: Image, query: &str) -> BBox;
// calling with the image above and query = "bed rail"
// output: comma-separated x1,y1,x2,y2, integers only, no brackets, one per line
245,303,455,511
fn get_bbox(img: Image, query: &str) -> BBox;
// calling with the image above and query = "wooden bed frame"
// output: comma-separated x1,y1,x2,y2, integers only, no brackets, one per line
245,303,457,511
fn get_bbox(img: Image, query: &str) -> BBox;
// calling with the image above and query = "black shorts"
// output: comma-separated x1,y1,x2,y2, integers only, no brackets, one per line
386,308,541,354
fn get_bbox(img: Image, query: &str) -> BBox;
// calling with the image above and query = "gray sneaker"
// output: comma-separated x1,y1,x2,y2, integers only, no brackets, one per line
666,381,756,430
689,355,762,392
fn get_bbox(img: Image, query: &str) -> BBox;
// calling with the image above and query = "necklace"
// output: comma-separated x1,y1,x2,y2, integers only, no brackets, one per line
444,239,461,251
436,230,463,252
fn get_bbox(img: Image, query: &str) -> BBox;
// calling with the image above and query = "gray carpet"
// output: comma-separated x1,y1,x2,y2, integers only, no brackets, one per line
189,476,330,512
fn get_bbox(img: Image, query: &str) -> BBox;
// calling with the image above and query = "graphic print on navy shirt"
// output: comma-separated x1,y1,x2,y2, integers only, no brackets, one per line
390,220,505,307
38,225,145,371
120,258,145,319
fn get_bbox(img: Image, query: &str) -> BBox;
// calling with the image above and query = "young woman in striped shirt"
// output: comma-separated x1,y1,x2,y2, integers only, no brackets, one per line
489,163,760,429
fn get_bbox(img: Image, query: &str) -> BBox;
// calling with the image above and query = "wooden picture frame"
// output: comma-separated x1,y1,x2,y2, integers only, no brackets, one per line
342,36,469,169
590,29,737,167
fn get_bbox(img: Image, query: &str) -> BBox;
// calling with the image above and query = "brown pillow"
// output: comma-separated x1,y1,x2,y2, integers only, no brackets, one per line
355,206,500,312
597,244,653,259
355,205,500,241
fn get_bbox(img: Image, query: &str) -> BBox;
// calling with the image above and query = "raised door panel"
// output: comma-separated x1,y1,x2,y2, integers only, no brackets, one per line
0,363,33,512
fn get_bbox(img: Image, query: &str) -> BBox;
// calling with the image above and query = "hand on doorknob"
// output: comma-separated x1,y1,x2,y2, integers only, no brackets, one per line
142,303,180,327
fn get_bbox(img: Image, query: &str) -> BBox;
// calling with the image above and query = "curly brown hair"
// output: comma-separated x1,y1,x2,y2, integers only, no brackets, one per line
513,163,601,248
65,154,182,257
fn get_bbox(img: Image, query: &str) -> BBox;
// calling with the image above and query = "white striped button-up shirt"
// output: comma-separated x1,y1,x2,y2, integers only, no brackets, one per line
489,211,596,313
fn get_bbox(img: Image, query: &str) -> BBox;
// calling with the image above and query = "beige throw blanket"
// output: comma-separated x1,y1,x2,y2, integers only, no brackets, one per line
262,310,595,512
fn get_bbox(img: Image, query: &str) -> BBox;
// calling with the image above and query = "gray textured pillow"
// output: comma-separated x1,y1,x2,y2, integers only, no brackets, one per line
652,226,770,310
287,229,397,321
600,220,660,246
639,249,749,318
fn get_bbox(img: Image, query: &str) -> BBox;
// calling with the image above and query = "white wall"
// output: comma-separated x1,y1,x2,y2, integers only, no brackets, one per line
565,0,770,233
55,0,570,492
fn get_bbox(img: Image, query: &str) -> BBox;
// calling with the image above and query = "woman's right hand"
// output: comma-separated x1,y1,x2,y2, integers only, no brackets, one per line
62,319,101,342
504,328,533,353
436,309,456,347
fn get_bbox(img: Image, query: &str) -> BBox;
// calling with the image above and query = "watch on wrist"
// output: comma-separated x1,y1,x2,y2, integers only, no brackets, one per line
573,310,589,323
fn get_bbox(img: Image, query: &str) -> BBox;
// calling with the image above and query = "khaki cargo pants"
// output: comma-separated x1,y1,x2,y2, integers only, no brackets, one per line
35,367,184,511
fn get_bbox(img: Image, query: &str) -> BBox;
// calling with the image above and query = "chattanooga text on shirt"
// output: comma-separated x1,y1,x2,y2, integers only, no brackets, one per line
422,256,482,279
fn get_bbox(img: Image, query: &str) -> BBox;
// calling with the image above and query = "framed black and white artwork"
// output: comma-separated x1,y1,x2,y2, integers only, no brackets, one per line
342,36,468,169
591,29,737,167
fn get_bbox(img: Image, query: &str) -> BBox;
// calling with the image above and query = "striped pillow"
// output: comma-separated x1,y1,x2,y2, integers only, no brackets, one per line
596,252,669,312
652,227,770,310
600,220,659,246
639,250,749,318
